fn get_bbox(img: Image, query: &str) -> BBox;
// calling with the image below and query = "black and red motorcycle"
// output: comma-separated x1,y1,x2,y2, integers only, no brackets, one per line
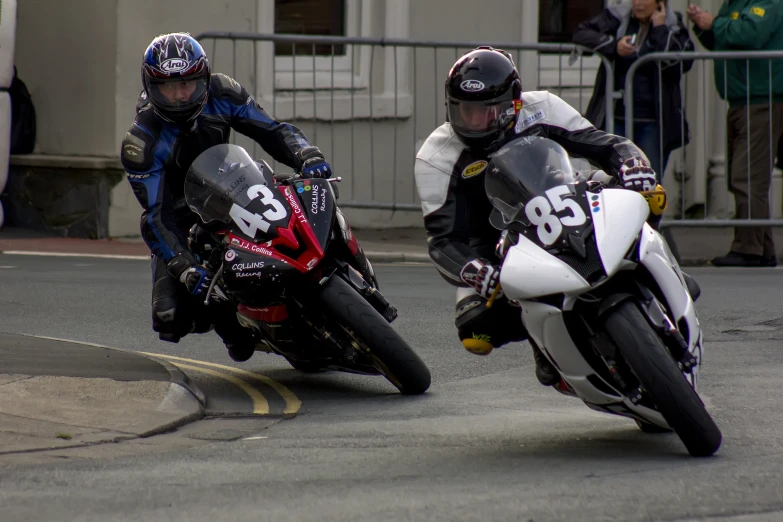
183,143,431,395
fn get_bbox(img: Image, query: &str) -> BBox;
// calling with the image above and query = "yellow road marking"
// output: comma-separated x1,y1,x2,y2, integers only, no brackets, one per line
141,352,302,414
169,362,269,415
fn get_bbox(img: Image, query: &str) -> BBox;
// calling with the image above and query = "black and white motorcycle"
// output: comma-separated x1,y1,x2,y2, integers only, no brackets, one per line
485,136,721,457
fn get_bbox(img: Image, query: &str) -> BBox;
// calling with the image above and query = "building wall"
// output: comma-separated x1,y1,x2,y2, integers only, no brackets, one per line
114,0,257,153
15,0,119,156
13,0,738,233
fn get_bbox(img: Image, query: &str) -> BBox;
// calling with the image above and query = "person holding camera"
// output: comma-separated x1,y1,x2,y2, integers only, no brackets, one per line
574,0,695,180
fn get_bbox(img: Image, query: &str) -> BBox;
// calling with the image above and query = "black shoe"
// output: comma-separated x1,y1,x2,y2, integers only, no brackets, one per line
226,342,255,362
158,332,181,343
682,272,701,302
532,344,559,386
761,255,778,267
711,251,762,267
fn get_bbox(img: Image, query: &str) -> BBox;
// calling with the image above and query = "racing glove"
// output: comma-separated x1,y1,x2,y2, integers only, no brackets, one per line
166,255,212,296
296,146,332,179
460,259,503,300
619,157,657,192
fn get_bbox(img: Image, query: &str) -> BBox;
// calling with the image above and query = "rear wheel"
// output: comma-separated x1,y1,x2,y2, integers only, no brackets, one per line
318,275,431,395
603,300,721,456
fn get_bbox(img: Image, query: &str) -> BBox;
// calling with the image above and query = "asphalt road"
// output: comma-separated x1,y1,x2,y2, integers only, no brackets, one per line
1,255,783,521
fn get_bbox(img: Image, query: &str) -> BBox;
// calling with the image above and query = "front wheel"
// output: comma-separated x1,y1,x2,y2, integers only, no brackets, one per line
603,300,721,457
318,275,431,395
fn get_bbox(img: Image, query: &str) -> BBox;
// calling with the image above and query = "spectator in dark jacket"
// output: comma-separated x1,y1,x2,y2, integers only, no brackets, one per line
573,0,695,180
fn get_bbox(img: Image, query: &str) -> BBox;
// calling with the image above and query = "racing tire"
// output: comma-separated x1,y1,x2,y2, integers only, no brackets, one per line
603,300,721,457
319,275,431,395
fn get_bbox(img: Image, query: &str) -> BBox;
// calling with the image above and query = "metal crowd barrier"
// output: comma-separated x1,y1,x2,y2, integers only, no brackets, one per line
195,32,613,212
624,50,783,228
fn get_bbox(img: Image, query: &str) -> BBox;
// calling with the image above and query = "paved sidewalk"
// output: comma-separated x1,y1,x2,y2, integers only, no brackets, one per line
0,227,432,263
0,333,204,456
3,225,781,266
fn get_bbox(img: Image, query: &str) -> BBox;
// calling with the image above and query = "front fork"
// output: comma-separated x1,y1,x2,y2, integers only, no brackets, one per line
322,262,398,323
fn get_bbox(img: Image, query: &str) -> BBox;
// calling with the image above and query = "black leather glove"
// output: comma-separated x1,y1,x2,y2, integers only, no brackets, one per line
295,146,332,179
619,157,657,192
166,255,212,296
460,259,503,299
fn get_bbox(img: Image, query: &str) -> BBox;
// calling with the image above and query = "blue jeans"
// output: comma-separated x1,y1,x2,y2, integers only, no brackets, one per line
614,120,670,183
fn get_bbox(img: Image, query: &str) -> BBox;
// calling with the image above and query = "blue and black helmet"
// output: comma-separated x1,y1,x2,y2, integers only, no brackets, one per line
142,33,210,124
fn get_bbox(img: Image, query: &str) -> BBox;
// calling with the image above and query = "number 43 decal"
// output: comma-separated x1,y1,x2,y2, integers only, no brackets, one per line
229,184,287,238
525,185,587,246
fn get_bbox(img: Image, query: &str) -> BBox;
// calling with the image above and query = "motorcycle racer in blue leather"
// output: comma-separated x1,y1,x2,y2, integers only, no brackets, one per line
120,33,331,361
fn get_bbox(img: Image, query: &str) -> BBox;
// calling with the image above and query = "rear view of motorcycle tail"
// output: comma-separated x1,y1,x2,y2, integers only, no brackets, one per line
185,144,431,395
486,137,720,456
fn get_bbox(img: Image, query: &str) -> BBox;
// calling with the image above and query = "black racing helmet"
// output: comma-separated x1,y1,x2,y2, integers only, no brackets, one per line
445,47,522,154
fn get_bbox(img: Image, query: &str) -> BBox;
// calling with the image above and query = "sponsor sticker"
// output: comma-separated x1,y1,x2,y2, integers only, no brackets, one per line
232,238,274,256
461,160,488,179
232,261,265,272
514,110,546,133
225,249,237,262
235,271,264,278
460,79,485,92
160,58,189,73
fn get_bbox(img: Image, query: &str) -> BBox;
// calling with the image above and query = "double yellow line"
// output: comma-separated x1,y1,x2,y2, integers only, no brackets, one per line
140,353,301,416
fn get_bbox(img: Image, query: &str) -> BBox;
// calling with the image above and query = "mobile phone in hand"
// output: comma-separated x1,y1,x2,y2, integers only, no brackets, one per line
629,34,637,46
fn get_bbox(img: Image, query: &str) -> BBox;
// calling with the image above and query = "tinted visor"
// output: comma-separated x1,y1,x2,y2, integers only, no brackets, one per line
448,98,516,137
147,77,208,115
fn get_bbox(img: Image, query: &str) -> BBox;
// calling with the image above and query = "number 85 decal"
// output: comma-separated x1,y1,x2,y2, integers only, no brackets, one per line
525,185,587,246
229,184,288,238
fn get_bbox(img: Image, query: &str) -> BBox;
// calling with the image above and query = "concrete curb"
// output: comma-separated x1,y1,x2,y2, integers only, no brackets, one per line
155,358,207,408
10,334,207,437
0,246,720,267
142,383,205,438
364,251,432,263
138,359,208,438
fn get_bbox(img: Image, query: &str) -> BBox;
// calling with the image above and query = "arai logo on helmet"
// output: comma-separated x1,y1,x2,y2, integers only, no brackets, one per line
460,80,485,92
160,58,189,73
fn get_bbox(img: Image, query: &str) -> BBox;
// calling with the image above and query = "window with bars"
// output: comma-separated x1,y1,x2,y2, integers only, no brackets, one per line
274,0,346,56
538,0,605,43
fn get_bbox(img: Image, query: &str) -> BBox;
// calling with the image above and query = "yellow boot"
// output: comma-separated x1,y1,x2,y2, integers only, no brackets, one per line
462,334,494,356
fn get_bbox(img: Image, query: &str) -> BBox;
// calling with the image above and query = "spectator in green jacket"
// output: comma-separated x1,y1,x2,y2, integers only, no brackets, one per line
689,1,783,267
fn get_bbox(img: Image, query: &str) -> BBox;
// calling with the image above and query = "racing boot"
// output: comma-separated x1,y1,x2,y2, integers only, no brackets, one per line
531,344,559,386
224,342,256,362
214,305,259,362
455,292,529,353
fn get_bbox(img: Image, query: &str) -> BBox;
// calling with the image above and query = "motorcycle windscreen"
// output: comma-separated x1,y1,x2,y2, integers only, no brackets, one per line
486,136,592,253
184,144,291,240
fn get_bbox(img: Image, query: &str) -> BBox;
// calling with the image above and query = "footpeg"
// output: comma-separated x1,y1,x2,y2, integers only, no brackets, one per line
679,351,698,374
